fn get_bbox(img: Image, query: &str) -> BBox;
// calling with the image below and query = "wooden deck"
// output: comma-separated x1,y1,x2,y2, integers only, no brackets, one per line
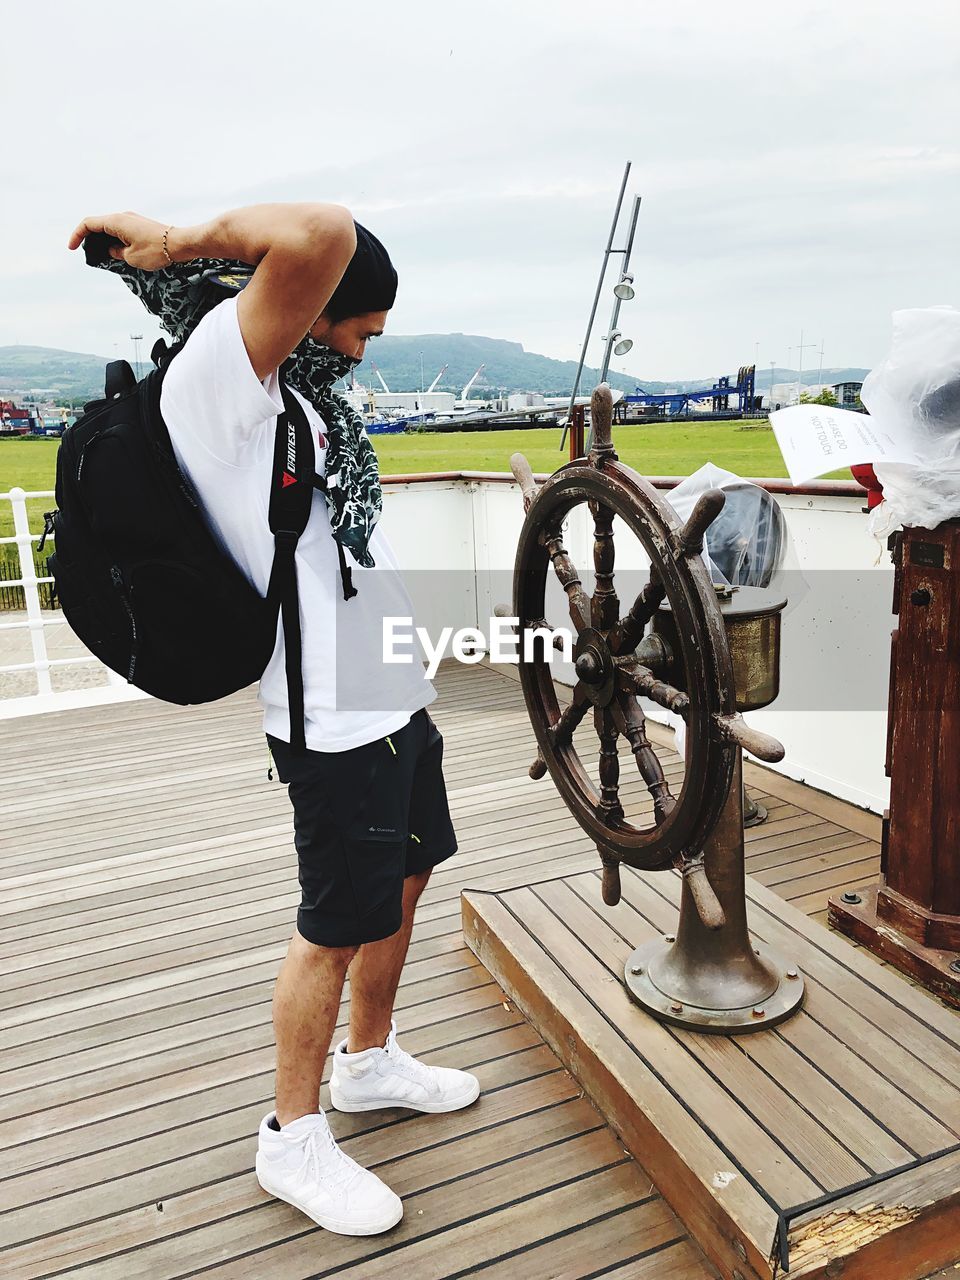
464,869,960,1279
2,660,949,1279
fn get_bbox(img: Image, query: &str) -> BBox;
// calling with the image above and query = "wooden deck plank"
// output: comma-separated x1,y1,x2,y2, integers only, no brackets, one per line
0,1005,528,1207
571,875,960,1152
0,999,499,1190
0,814,574,946
461,887,781,1280
1,722,547,861
571,870,957,1123
0,940,474,1118
0,911,473,1070
7,1095,604,1274
1,820,610,987
0,661,924,1278
0,855,607,1045
554,876,918,1172
644,870,960,1147
0,808,585,931
0,795,803,948
153,1161,649,1280
463,847,960,1279
513,883,851,1197
0,972,496,1126
1,1043,574,1268
467,1199,692,1279
595,1239,723,1278
0,961,488,1149
0,668,710,1279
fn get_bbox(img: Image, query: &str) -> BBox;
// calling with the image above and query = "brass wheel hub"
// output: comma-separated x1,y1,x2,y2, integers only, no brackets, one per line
573,628,615,707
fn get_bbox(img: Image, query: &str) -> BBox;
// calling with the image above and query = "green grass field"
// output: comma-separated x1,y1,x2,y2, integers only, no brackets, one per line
1,440,62,544
0,418,835,541
373,419,791,478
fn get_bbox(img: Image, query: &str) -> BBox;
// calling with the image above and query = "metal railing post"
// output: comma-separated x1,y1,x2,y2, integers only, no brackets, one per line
9,487,53,696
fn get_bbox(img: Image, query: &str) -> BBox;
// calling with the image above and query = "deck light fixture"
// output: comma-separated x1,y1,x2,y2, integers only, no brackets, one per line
604,331,634,358
614,273,635,301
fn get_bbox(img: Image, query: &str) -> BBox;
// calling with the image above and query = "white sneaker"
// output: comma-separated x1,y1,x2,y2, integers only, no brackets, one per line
255,1111,402,1236
329,1020,481,1114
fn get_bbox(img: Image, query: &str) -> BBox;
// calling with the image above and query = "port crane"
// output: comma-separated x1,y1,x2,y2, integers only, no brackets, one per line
426,364,448,394
460,364,486,401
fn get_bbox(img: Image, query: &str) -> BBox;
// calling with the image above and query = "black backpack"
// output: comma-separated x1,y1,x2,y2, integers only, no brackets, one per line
46,347,329,752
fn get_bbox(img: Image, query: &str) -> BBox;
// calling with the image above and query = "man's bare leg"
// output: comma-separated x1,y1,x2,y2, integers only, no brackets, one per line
347,868,431,1052
273,931,358,1125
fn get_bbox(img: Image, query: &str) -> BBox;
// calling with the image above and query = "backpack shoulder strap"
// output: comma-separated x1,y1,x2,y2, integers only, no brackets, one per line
266,383,315,753
105,360,137,400
269,384,315,537
151,337,185,370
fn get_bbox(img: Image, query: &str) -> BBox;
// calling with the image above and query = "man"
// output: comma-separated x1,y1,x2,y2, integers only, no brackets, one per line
68,203,479,1237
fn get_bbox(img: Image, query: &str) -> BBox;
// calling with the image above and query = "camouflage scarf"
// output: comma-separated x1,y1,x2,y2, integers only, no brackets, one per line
92,257,382,567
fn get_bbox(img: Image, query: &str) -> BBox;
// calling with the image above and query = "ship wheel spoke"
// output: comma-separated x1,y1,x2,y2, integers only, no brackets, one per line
609,575,667,655
541,523,590,632
611,692,677,824
594,705,623,824
524,618,571,654
548,683,591,748
589,499,620,634
618,664,690,717
529,685,591,781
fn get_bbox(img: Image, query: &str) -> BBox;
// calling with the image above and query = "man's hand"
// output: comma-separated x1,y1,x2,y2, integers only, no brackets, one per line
67,212,171,270
69,202,358,378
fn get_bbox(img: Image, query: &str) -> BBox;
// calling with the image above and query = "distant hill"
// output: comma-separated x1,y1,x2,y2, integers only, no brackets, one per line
356,333,655,397
354,336,868,398
0,346,110,403
0,341,871,404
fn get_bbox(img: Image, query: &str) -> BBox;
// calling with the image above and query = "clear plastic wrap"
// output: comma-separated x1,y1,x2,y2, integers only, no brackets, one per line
864,306,960,536
666,463,785,587
660,464,791,758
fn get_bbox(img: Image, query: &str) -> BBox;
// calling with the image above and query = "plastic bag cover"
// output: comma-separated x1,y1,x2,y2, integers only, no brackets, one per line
864,306,960,536
666,462,786,587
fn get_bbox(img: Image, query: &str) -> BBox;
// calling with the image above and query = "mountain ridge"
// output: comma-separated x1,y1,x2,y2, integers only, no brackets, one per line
0,340,870,403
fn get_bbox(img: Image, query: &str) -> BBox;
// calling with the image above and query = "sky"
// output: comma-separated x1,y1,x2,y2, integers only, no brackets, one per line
1,0,958,381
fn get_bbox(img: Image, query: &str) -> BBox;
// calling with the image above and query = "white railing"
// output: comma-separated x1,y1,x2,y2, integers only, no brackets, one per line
387,475,894,814
0,473,892,813
0,487,134,714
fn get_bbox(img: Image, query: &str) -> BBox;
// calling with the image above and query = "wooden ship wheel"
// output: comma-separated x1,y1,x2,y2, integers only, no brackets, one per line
506,384,805,1033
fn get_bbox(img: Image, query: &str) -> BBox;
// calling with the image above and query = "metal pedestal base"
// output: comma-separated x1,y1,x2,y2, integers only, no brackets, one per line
743,788,768,828
624,935,805,1033
621,754,804,1034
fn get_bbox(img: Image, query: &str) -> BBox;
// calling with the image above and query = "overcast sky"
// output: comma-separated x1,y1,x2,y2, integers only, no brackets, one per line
1,0,957,380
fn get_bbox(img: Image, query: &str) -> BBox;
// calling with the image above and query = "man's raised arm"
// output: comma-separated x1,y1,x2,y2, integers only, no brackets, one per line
68,204,357,379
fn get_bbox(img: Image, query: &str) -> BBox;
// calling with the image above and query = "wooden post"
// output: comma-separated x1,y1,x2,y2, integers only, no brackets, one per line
831,521,960,1003
568,404,586,461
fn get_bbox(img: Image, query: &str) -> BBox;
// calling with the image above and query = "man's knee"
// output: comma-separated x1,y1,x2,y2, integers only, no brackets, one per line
289,929,359,970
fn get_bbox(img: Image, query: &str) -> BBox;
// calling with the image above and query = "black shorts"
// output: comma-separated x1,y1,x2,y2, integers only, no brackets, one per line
268,709,457,948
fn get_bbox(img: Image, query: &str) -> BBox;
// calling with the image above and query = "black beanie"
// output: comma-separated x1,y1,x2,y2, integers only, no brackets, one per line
325,222,398,322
